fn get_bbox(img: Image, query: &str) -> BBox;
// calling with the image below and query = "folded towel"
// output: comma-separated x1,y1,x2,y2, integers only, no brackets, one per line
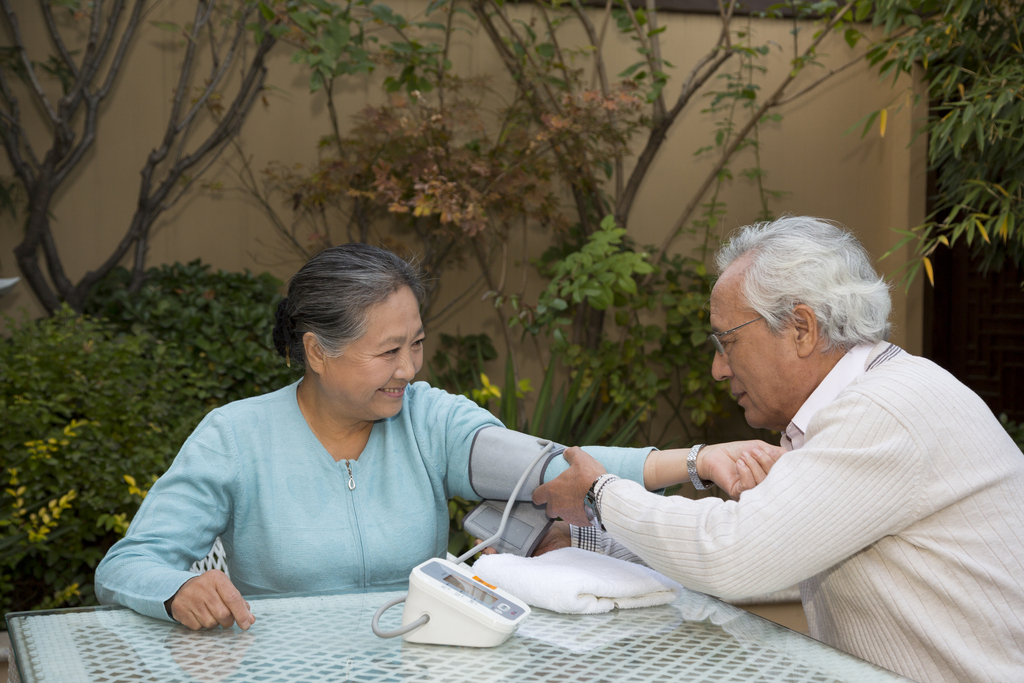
471,547,682,614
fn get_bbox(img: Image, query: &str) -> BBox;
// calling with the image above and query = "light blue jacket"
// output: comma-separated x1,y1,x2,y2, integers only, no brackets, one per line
95,381,651,621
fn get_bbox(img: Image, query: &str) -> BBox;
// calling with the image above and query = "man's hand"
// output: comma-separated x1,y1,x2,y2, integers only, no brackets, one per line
169,570,256,631
531,447,606,526
698,440,785,500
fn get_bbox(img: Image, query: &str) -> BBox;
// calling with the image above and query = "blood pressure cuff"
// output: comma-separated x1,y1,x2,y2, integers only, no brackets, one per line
463,427,565,556
467,426,565,501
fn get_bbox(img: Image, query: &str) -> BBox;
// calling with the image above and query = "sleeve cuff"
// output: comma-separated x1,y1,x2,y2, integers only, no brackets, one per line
571,524,604,553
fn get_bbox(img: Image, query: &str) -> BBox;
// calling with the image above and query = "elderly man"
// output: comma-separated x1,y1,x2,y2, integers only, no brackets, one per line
533,216,1024,683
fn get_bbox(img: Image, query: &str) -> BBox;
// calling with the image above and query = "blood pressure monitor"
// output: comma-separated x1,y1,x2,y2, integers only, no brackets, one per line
399,558,531,647
372,431,555,647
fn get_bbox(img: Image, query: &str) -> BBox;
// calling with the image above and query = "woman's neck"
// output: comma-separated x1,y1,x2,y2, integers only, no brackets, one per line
296,378,374,462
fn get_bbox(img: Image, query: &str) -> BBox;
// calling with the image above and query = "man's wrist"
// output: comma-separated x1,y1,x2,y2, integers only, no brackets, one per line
585,473,620,529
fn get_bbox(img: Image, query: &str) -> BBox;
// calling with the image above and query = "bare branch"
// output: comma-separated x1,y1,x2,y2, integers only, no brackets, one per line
40,215,74,298
52,96,100,187
570,0,623,200
471,0,601,233
537,4,573,99
40,1,81,80
224,139,313,261
161,132,234,214
0,69,37,185
437,0,457,113
485,0,564,115
171,13,248,168
652,0,858,265
171,2,222,139
157,37,273,211
621,0,666,121
772,52,860,107
60,0,124,123
614,47,735,227
424,272,485,324
773,26,914,107
0,0,61,125
52,3,142,186
98,0,146,98
613,0,741,227
74,23,276,303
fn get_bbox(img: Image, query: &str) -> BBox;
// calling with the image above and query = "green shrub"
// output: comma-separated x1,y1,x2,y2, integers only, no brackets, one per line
0,308,207,615
2,263,299,618
85,260,300,405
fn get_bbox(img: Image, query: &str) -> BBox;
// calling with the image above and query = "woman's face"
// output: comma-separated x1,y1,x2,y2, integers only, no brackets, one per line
312,286,425,423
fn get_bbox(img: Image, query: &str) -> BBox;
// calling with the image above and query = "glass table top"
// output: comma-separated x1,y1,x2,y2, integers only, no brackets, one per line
6,586,910,682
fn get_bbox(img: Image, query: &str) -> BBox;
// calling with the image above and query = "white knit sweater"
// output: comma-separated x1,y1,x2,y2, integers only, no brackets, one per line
600,344,1024,682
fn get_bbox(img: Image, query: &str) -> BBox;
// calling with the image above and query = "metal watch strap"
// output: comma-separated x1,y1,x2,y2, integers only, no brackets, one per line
687,444,714,490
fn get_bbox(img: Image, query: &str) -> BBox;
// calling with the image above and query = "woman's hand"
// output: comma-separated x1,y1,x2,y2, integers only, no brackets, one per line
169,570,256,630
531,521,572,556
473,520,572,557
698,441,785,500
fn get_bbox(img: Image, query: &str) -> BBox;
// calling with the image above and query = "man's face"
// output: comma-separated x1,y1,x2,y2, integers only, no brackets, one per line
709,259,805,431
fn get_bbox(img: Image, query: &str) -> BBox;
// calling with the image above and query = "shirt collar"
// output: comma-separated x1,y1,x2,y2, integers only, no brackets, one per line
785,344,874,449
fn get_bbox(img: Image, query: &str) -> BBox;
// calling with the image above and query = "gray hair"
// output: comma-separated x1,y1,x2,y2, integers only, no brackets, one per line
273,243,425,365
715,216,891,352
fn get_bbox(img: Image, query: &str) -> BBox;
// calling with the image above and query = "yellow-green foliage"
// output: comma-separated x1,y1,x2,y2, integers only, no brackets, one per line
1,263,300,617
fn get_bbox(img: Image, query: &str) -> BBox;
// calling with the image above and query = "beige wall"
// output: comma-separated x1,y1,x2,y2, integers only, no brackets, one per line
0,2,925,363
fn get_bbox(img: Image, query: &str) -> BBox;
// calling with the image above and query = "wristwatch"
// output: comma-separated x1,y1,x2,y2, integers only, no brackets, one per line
585,477,600,511
585,474,619,529
687,444,714,490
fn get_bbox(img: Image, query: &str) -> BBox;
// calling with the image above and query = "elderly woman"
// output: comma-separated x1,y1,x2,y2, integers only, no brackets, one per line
96,244,778,631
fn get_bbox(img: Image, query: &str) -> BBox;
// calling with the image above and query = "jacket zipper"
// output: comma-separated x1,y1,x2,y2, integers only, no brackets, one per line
345,460,356,490
342,459,365,588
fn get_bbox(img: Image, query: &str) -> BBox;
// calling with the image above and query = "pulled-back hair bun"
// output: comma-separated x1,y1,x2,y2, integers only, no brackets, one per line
272,297,295,361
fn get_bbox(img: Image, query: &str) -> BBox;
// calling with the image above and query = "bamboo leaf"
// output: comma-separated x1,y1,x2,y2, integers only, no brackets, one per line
922,256,934,286
975,219,990,243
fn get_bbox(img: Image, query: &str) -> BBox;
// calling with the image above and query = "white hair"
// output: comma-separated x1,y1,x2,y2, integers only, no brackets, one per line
715,216,892,352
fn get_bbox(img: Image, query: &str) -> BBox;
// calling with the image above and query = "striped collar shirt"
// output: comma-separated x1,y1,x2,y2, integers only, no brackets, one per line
781,344,874,451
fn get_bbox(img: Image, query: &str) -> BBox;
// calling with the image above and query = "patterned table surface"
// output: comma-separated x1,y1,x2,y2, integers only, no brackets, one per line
6,587,910,683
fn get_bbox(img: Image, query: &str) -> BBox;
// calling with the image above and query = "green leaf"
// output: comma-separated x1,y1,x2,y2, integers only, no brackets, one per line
844,27,861,49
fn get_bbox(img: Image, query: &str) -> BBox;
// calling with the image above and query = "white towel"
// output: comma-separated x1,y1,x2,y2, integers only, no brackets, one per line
471,547,682,614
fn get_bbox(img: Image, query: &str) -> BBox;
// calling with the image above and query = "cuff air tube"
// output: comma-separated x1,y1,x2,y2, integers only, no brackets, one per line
462,427,565,557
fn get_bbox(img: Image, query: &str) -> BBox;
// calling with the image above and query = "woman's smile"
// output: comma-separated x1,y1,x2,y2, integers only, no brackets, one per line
378,385,407,399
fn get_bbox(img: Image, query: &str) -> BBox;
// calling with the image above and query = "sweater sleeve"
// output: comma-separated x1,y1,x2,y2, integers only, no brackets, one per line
598,389,926,600
412,381,653,500
94,411,238,621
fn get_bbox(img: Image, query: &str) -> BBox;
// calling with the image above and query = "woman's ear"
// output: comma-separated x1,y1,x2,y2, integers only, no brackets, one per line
303,332,326,375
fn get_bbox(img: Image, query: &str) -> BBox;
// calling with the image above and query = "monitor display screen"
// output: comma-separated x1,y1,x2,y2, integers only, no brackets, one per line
442,573,499,607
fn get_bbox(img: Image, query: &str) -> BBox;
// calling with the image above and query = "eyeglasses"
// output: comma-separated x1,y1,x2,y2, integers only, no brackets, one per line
707,316,763,355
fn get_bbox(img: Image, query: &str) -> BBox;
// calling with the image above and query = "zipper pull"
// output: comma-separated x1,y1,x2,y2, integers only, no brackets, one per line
345,461,356,490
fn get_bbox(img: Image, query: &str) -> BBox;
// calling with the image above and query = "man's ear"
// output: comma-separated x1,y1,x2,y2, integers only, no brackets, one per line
791,304,819,359
303,332,326,374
